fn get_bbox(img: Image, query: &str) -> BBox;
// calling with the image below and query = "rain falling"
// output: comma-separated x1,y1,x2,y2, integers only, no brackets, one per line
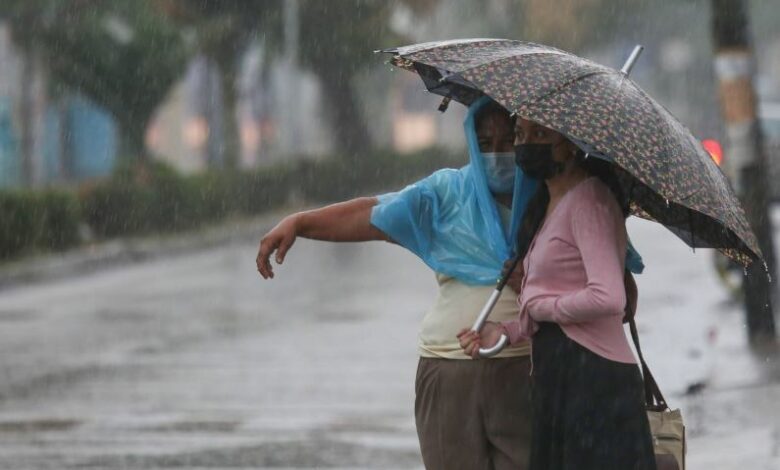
0,1,778,468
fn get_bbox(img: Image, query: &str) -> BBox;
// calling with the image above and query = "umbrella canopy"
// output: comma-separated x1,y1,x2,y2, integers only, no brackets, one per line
381,39,762,267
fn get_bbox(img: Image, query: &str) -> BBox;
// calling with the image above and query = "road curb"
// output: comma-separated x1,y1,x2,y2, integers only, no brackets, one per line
0,208,296,291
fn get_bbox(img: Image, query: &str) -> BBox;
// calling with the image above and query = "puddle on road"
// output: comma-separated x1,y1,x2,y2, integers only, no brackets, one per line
313,308,366,324
77,439,422,468
324,415,404,434
146,420,241,433
0,418,80,432
94,308,156,323
0,309,37,322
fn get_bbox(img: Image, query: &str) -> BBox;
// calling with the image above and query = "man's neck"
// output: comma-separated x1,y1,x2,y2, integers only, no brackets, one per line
493,192,513,208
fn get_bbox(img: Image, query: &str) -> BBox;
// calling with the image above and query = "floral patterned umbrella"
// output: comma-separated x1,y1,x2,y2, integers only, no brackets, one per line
381,39,763,266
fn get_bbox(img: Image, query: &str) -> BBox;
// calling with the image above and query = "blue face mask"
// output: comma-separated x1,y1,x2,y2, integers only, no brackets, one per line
482,152,516,194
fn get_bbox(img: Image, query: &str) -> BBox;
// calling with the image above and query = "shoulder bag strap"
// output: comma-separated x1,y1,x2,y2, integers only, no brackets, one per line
628,315,669,411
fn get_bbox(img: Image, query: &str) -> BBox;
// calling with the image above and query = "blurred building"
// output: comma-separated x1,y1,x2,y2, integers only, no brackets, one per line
0,21,117,188
385,71,467,154
148,44,332,173
10,0,779,188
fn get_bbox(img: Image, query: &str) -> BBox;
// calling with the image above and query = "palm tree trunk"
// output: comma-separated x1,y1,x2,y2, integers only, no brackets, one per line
215,56,240,169
318,67,371,160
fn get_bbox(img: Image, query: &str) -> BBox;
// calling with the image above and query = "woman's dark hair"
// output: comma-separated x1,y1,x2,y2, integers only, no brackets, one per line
474,101,512,129
514,183,550,262
580,152,629,218
513,149,627,262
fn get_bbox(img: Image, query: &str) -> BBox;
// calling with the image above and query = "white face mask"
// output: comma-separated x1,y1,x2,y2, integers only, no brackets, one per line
482,152,516,194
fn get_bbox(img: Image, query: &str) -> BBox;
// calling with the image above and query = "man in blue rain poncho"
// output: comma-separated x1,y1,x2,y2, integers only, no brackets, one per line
256,97,642,470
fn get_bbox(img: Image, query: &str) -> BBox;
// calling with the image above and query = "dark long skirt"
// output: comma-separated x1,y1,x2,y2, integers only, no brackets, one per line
530,322,656,470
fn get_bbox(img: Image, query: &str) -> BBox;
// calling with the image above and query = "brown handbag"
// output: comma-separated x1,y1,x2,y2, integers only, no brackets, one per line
628,315,686,470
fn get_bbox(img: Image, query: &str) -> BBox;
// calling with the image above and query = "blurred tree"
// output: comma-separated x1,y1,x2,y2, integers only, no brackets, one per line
295,1,393,158
521,0,607,52
295,0,437,159
0,0,189,161
156,0,437,162
155,0,282,168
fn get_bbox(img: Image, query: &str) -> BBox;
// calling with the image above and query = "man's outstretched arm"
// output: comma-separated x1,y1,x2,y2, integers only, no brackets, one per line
256,197,389,279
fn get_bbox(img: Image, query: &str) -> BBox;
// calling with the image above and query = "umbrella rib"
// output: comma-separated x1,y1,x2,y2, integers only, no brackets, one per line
632,82,702,199
614,76,692,201
393,43,571,76
515,71,646,173
516,69,612,109
449,50,580,83
611,73,650,166
633,186,759,263
382,38,510,56
461,49,570,73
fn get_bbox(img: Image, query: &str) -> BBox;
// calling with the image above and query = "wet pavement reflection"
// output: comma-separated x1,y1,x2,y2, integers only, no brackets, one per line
0,215,777,468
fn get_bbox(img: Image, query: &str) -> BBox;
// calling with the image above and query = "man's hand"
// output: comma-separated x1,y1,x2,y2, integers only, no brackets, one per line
256,215,299,279
502,258,525,293
456,321,504,359
254,198,385,279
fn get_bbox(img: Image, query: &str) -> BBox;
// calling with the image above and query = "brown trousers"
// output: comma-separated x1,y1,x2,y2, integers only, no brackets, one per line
415,356,533,470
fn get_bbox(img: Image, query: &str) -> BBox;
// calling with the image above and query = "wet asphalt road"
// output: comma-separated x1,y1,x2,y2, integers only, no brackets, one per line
0,239,433,469
0,216,778,469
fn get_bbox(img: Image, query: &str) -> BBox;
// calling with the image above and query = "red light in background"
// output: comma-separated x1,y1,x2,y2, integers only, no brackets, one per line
702,139,723,166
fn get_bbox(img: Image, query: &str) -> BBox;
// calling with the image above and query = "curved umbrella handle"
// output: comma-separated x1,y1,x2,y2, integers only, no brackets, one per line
470,255,523,358
471,288,509,358
479,333,508,357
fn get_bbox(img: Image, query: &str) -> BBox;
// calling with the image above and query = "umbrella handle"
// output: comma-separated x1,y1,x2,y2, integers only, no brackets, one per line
479,333,508,357
471,288,509,358
471,255,522,358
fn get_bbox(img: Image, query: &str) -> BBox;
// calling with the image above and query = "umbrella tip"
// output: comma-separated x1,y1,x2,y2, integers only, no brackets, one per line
620,45,644,76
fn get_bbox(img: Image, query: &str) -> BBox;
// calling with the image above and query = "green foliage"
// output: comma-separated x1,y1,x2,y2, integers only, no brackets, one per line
297,1,397,71
0,191,40,258
1,0,190,158
1,145,460,260
80,182,157,237
36,190,83,250
81,160,200,237
0,189,81,259
80,146,460,240
297,146,463,202
186,165,294,221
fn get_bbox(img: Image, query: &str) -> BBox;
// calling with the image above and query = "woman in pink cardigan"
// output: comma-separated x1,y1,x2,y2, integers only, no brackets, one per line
459,118,656,470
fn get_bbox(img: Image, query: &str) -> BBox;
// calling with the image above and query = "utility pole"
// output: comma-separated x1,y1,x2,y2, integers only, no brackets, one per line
711,0,777,346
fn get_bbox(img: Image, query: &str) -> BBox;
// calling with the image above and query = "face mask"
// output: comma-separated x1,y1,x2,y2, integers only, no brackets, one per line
514,143,565,180
482,152,516,193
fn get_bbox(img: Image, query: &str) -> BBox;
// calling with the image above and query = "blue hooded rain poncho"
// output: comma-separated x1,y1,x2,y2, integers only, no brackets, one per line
370,97,642,286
